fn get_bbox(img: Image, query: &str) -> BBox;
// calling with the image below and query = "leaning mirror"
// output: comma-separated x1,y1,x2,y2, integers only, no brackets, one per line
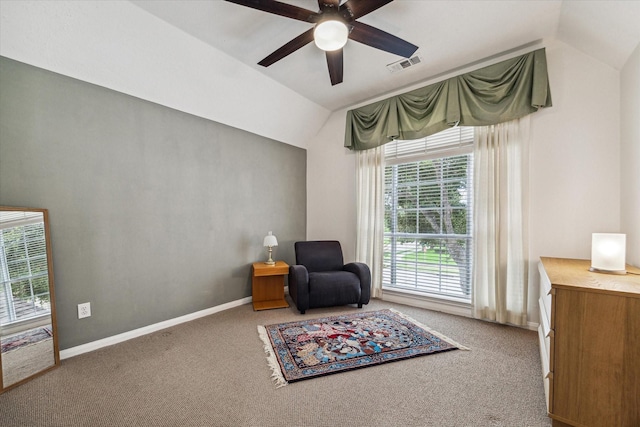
0,207,59,393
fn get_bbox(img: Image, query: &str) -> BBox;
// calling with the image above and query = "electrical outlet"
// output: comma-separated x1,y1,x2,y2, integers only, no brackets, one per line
78,302,91,319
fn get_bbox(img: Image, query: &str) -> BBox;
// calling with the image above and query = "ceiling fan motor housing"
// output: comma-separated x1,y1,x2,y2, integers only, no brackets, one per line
314,19,349,51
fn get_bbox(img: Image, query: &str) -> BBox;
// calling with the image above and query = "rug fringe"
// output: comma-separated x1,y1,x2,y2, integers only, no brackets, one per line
257,325,288,388
388,308,470,351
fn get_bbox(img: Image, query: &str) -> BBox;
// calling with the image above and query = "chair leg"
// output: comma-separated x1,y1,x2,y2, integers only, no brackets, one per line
358,303,363,308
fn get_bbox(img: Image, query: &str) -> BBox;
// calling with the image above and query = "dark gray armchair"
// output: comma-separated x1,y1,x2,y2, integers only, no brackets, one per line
289,241,371,314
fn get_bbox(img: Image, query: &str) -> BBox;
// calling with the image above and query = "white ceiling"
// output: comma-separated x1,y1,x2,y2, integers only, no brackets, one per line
130,1,639,112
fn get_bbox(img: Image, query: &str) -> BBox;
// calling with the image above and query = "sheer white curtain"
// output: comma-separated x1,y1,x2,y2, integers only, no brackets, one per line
355,146,385,298
473,116,530,326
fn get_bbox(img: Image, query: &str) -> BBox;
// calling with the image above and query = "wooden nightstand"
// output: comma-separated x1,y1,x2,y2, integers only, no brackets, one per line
251,261,289,311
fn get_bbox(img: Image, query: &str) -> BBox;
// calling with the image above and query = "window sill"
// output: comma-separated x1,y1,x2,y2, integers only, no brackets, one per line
381,286,472,318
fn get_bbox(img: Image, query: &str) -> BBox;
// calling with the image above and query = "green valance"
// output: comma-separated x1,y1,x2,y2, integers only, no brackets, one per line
345,48,552,150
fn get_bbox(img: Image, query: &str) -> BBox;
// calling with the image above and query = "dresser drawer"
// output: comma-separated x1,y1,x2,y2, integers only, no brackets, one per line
538,262,553,327
537,323,552,412
538,297,554,373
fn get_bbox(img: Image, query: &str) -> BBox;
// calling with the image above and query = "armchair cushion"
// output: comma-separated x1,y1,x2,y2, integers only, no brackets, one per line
295,240,344,272
308,271,361,308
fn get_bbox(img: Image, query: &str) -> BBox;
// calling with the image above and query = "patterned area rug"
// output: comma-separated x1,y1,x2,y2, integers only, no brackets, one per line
1,327,53,354
258,308,468,387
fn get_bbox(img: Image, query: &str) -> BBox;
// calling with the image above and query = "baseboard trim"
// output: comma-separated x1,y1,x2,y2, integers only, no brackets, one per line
381,291,472,318
381,290,540,331
526,321,540,331
60,296,252,360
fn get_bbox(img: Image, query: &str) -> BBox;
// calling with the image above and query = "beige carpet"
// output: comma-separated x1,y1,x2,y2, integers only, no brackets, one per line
2,338,55,387
0,299,551,427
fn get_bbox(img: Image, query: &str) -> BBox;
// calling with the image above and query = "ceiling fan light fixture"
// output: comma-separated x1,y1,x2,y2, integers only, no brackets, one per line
313,19,348,51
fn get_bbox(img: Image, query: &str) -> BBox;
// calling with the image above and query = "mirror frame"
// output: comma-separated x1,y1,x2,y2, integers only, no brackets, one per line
0,206,59,394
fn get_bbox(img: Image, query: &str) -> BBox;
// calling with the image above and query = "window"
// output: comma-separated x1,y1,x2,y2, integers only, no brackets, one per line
383,127,473,300
0,218,51,324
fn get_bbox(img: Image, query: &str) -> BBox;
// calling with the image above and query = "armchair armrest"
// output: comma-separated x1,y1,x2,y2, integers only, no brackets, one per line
289,265,310,314
344,262,371,305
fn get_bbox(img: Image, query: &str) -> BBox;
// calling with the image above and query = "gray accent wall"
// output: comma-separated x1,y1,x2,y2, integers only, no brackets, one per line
0,57,306,349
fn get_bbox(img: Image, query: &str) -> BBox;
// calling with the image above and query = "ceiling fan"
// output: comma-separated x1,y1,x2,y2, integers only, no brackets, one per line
225,0,419,85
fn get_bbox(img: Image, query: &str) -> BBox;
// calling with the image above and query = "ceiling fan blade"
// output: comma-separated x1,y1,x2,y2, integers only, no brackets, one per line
326,49,343,86
349,21,418,58
225,0,320,23
339,0,393,21
258,29,315,67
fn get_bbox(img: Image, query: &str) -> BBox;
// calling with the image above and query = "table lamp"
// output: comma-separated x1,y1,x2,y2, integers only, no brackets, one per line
590,233,626,274
263,231,278,265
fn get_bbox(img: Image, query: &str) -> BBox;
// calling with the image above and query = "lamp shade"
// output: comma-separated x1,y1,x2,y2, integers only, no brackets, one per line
263,231,278,247
590,233,626,273
314,19,348,51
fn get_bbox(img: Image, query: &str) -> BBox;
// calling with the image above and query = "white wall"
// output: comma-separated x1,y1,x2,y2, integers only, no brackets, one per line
529,41,620,261
526,41,621,321
306,112,358,260
620,43,640,267
0,0,329,149
307,41,622,323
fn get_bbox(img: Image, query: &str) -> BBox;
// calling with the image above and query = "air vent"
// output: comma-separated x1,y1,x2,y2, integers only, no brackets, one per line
386,54,423,73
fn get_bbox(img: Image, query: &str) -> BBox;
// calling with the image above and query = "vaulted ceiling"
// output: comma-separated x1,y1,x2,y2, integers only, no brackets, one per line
131,0,640,111
1,1,638,149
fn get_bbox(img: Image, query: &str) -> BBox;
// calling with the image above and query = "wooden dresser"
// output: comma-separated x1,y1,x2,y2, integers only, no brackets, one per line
538,257,640,427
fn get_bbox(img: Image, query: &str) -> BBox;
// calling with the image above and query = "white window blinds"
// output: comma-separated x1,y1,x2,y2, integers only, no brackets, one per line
383,126,474,301
385,126,474,165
